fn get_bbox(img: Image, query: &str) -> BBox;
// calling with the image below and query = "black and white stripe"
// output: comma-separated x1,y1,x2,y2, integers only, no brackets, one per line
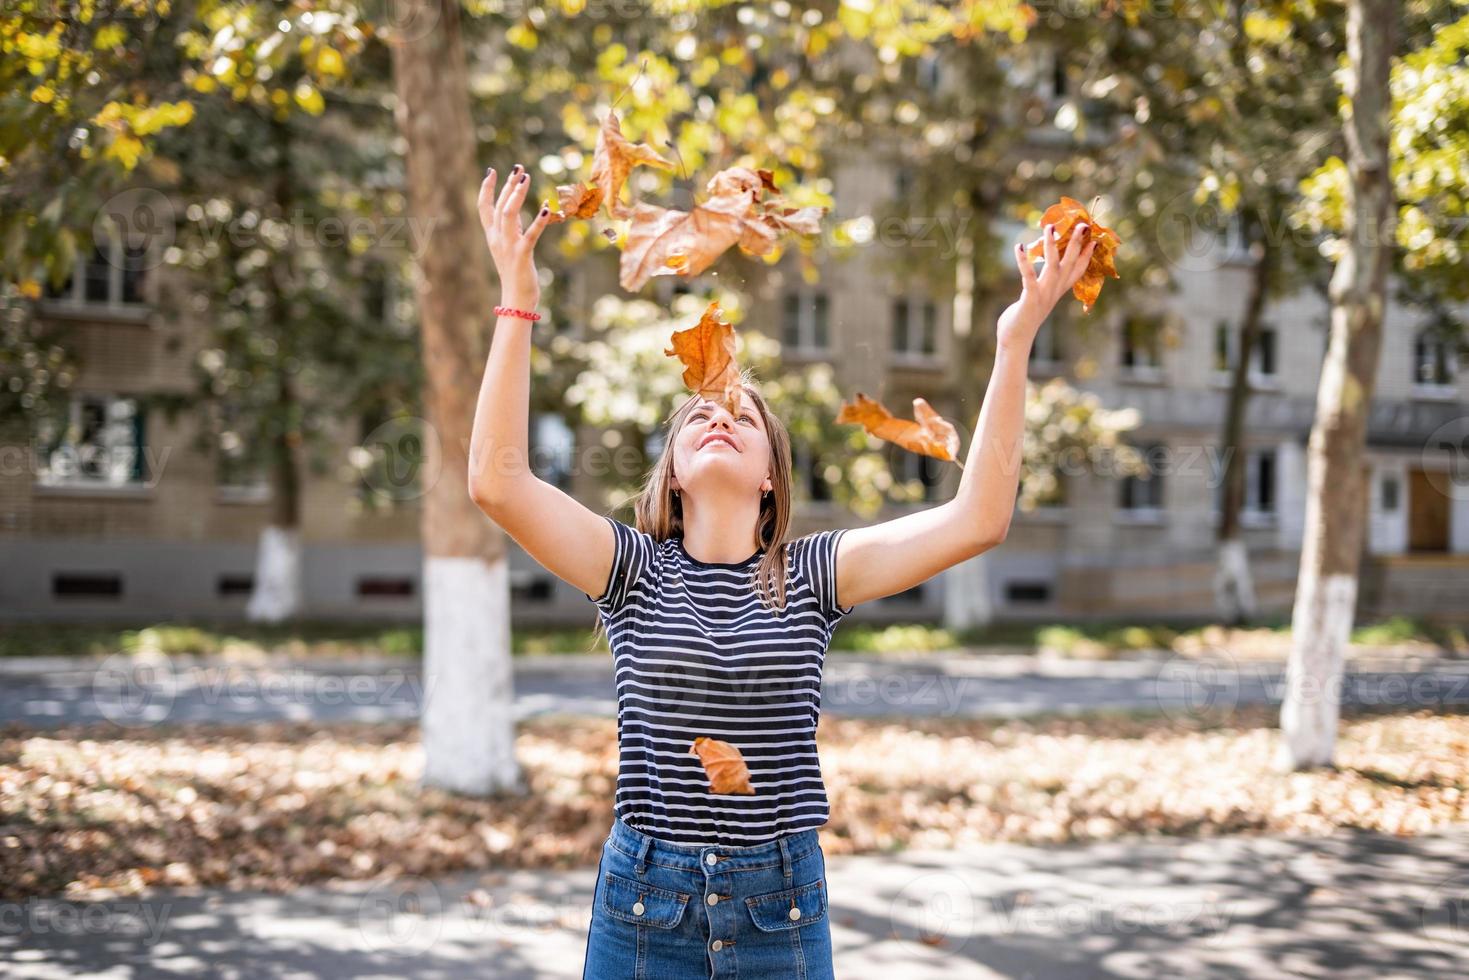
585,517,854,844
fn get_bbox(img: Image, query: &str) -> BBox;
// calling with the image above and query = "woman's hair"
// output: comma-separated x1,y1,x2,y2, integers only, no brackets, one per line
590,368,796,648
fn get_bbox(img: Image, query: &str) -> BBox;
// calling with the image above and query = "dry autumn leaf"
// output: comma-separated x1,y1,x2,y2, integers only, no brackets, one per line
1025,196,1122,314
689,736,755,795
836,392,963,467
548,110,673,223
664,300,743,420
619,166,826,292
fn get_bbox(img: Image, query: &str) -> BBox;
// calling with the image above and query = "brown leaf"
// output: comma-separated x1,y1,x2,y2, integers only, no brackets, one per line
689,737,755,795
835,392,962,464
598,111,676,218
1024,196,1122,314
619,166,826,291
547,182,602,223
664,301,742,420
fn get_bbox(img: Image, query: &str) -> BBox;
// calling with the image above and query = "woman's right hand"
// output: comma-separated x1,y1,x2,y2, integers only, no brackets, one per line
478,163,554,311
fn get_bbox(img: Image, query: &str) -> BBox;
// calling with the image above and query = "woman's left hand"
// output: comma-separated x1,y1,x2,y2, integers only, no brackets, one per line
996,221,1097,353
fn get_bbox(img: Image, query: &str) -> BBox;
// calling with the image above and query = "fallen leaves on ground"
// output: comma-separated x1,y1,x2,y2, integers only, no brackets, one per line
836,392,963,465
689,736,754,795
4,705,1466,902
1025,196,1121,313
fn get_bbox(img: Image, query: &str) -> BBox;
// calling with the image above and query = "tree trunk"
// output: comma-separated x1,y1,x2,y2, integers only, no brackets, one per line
1213,215,1272,625
1278,0,1395,771
390,0,522,796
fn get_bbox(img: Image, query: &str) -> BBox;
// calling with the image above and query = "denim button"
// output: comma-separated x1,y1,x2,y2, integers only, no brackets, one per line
706,893,719,906
711,939,723,951
704,853,718,866
789,906,802,920
632,901,645,915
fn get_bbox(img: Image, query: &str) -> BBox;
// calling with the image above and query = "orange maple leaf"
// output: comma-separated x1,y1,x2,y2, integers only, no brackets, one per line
1024,196,1122,314
690,736,755,795
619,166,826,291
664,301,743,420
836,392,963,466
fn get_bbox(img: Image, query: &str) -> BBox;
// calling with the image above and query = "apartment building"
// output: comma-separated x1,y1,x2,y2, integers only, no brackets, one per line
3,39,1465,627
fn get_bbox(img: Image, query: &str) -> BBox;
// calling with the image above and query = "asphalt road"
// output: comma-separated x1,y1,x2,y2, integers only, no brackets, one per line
3,653,1468,730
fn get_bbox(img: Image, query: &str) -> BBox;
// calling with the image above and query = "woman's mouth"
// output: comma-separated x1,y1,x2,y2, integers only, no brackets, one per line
699,433,738,451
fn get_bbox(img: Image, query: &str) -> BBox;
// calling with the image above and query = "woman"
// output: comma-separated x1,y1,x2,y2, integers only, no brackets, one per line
469,162,1097,978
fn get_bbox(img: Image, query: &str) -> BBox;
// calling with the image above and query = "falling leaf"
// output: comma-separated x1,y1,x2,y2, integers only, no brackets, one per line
547,182,602,222
664,300,743,420
619,166,826,291
836,392,963,466
689,736,755,795
1024,196,1122,314
573,110,675,221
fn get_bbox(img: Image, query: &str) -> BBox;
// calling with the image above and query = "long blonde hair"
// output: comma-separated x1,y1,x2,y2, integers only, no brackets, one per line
591,370,796,648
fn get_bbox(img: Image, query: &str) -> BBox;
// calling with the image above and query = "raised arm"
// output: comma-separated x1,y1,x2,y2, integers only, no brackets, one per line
832,219,1098,609
467,163,617,602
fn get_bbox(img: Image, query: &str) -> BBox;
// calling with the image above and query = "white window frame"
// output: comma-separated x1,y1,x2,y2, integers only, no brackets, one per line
1412,329,1459,400
890,295,940,365
35,393,149,492
1212,320,1280,390
781,288,831,355
41,234,151,315
1028,316,1064,375
1118,315,1165,383
1117,442,1167,524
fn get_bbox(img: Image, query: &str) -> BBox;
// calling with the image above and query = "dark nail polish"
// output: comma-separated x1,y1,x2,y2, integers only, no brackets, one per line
520,174,528,184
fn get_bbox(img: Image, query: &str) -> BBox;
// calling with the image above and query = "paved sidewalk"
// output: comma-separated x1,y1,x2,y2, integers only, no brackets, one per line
4,826,1467,978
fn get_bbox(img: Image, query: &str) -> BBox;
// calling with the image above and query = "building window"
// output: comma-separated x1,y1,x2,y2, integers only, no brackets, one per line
889,444,942,502
215,401,269,501
1380,474,1399,512
1119,315,1163,378
35,394,147,488
793,444,833,503
1413,329,1458,391
43,236,148,309
1029,317,1064,373
1214,321,1278,384
1118,442,1165,514
530,412,575,490
1211,447,1278,522
781,289,830,354
890,297,937,359
1245,448,1277,515
1005,580,1052,604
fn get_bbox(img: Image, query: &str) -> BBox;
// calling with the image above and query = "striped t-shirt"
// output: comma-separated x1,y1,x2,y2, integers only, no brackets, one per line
584,516,854,845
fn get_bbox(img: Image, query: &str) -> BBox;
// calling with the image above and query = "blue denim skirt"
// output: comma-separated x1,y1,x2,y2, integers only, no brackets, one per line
581,816,834,979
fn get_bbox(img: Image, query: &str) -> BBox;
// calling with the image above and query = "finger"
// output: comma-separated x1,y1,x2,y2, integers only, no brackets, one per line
1015,242,1039,292
495,162,522,214
1041,222,1059,276
502,170,532,236
478,168,498,231
522,199,554,248
1061,222,1090,272
1071,240,1099,285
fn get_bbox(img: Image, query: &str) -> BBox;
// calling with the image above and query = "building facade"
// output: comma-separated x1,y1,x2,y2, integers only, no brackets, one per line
3,161,1466,626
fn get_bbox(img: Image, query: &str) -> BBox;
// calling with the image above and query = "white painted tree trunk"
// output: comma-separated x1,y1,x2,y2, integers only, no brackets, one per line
392,0,522,797
421,555,523,794
1278,0,1394,771
1277,573,1356,769
245,525,302,623
1213,538,1258,625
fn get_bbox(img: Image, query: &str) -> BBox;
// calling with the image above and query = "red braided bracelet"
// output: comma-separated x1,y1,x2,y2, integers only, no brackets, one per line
494,304,541,322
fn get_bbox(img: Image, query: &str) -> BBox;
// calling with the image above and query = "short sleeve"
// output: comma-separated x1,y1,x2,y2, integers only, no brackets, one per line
792,527,855,627
585,515,659,616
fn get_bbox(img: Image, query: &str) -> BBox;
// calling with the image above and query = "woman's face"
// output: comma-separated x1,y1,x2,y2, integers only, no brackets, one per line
670,391,773,500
